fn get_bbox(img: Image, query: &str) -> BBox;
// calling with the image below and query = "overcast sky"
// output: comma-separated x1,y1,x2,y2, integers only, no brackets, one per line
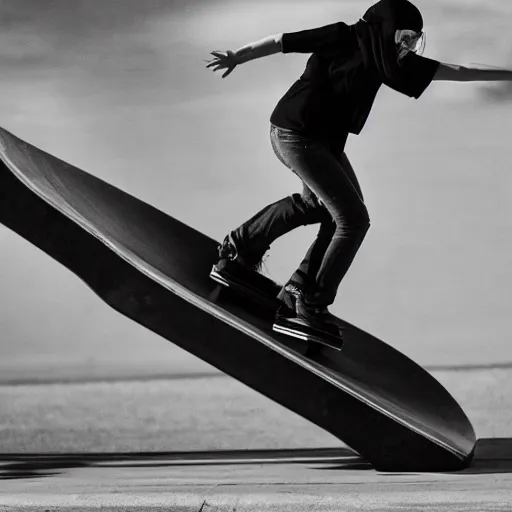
1,0,512,380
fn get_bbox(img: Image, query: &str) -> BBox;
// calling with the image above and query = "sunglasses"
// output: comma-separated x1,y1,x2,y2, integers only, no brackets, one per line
395,29,426,55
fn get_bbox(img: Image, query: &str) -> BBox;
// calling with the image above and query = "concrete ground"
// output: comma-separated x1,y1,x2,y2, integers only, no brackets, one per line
0,442,512,511
1,369,512,510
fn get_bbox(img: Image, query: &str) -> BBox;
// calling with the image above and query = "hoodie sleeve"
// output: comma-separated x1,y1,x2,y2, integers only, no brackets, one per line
393,52,440,99
282,22,352,55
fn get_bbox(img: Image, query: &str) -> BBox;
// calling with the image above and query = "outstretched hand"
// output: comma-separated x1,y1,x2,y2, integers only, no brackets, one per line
205,50,238,78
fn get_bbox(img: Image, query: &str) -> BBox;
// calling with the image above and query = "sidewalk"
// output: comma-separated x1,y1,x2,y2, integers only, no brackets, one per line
2,369,512,510
1,442,512,511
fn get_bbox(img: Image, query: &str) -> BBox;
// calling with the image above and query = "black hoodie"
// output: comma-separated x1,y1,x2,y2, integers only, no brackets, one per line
270,0,439,142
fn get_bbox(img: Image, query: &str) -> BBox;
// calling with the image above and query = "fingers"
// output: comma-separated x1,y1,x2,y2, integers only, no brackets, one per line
205,54,227,69
206,50,236,77
206,61,226,72
222,66,235,78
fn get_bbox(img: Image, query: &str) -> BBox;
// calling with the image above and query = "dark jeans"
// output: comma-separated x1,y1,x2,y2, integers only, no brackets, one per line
230,124,370,307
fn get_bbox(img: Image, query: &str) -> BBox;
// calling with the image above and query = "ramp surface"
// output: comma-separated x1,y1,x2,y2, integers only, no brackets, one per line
0,127,476,471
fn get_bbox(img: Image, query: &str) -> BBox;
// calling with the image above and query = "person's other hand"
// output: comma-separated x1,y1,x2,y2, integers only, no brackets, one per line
205,50,238,78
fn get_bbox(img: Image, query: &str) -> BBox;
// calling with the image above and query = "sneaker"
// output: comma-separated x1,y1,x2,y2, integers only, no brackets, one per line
273,295,342,348
277,284,332,323
210,234,279,305
216,233,263,272
212,233,264,286
289,297,338,334
217,233,238,262
296,299,330,321
276,282,303,312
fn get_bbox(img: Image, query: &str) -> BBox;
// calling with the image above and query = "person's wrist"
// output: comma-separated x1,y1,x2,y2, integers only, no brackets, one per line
233,48,251,65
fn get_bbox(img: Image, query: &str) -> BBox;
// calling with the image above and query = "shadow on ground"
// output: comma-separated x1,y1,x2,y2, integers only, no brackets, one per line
0,439,510,480
460,438,512,474
0,447,366,480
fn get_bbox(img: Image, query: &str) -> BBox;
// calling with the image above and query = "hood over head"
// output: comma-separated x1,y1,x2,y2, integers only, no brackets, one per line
355,0,424,86
363,0,423,33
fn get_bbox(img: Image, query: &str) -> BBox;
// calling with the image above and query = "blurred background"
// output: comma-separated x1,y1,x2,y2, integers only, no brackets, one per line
1,0,512,384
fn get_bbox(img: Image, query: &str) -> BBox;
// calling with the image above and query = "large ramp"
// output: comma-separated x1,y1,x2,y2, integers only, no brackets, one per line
0,127,476,471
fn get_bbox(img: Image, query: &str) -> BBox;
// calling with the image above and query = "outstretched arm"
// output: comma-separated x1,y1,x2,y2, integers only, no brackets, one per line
206,34,283,78
233,34,283,64
434,62,512,82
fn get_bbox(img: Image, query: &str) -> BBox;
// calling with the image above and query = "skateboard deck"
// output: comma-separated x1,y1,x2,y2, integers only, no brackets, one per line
0,126,476,472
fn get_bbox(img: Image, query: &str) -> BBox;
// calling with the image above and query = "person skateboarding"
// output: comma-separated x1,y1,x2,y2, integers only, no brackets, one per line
206,0,512,341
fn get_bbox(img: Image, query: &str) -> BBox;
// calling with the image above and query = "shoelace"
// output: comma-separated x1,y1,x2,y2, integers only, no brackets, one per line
284,283,303,298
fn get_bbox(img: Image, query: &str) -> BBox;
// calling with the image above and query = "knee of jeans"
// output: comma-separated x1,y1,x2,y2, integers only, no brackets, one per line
358,209,371,232
333,208,370,235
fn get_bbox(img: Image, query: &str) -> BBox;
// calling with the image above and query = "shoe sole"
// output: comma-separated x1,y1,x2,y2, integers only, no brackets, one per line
210,265,278,310
272,316,343,351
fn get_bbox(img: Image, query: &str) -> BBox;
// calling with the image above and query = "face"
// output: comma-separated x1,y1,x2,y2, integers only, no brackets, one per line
395,29,425,55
